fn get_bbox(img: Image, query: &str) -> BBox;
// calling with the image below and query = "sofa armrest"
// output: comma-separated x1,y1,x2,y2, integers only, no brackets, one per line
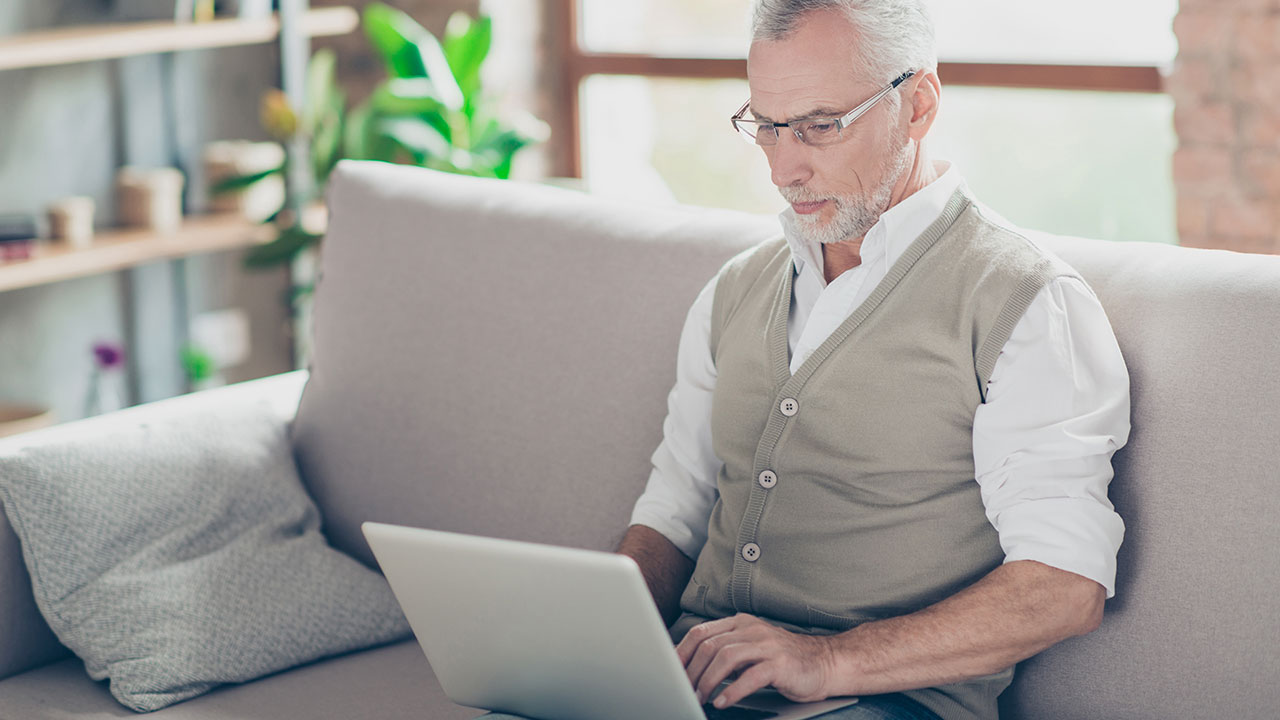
0,371,308,682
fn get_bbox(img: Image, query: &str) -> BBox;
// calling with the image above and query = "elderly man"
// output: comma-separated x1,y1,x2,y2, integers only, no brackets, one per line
487,1,1129,719
616,2,1130,720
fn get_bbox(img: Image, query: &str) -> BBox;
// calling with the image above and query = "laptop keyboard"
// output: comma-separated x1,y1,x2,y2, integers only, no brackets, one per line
702,704,780,719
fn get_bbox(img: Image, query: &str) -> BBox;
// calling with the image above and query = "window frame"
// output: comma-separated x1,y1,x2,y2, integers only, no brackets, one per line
551,0,1167,178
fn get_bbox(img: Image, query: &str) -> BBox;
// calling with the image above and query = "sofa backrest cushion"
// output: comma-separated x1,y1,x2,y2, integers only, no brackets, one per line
998,234,1280,718
293,162,774,562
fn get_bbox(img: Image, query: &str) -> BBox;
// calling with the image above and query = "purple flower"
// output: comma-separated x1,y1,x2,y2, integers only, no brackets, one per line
92,342,125,370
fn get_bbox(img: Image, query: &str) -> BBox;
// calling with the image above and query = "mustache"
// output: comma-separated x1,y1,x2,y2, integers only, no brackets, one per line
779,186,837,205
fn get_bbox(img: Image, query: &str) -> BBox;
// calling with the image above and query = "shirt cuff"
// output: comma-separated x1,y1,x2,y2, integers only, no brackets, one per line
995,497,1125,598
629,492,707,562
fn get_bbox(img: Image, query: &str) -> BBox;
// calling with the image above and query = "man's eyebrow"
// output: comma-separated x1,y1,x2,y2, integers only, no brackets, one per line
748,105,847,123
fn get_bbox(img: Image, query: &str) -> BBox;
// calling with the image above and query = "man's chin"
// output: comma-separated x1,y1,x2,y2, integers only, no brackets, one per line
792,215,871,246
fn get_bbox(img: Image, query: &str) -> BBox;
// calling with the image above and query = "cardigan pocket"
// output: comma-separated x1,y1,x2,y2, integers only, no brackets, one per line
680,578,710,618
805,605,886,632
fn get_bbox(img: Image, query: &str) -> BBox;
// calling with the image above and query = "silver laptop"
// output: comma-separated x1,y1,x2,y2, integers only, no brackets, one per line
362,522,859,720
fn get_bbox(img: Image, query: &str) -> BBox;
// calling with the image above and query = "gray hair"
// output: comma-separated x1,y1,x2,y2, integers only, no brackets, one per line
752,0,937,87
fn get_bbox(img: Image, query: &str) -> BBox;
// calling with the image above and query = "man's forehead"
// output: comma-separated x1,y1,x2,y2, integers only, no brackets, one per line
746,10,871,120
746,55,865,121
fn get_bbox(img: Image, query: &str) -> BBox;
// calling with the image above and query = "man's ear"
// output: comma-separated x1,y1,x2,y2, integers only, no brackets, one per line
906,70,942,142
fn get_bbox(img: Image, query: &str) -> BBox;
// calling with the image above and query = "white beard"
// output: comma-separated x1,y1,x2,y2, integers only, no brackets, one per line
781,132,914,246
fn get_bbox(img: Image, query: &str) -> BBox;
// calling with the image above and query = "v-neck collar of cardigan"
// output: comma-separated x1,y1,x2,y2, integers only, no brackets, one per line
766,185,973,389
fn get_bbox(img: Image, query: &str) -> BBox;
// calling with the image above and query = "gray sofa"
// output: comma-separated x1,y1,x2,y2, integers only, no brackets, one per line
1,160,1277,719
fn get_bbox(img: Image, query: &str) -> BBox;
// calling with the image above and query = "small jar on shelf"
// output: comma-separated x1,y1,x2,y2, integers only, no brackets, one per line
47,196,96,249
116,167,185,235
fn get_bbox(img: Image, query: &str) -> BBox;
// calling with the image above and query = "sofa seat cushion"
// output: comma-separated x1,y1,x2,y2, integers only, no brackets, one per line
0,640,480,719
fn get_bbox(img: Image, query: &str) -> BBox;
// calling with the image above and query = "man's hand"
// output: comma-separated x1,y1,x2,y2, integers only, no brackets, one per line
676,613,838,709
674,561,1104,705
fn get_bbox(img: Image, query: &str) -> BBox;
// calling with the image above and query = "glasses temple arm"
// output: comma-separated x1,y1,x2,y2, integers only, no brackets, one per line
838,70,917,128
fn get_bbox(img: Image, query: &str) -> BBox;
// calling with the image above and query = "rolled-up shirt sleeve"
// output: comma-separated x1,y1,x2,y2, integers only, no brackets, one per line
974,276,1131,598
630,275,723,560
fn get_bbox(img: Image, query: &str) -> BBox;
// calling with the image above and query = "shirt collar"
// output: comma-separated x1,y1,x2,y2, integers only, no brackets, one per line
780,161,963,281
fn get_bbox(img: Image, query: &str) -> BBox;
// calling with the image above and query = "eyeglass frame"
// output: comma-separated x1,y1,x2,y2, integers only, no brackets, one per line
730,70,918,147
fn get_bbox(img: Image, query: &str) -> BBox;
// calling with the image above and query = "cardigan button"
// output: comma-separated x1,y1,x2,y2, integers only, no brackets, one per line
742,543,761,562
758,470,777,489
779,398,799,417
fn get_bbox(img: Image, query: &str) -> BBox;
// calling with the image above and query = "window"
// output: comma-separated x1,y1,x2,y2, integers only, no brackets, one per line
579,0,752,57
559,0,1180,243
930,0,1177,66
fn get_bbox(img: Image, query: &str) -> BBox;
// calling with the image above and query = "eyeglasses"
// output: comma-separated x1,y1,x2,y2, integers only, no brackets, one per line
731,70,917,147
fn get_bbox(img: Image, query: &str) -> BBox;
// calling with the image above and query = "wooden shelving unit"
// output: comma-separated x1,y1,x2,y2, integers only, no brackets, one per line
0,7,358,72
0,2,353,390
0,5,353,295
0,215,272,294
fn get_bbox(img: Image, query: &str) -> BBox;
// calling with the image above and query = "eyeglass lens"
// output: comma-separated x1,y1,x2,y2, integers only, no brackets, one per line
737,119,841,147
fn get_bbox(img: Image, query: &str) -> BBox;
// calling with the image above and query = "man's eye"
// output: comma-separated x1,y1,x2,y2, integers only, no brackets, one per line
805,121,838,135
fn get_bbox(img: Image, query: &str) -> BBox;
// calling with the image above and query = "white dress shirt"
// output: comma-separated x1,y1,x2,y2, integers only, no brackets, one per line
630,164,1130,598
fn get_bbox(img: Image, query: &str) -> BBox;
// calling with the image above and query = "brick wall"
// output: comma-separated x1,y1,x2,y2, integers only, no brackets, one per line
1171,0,1280,253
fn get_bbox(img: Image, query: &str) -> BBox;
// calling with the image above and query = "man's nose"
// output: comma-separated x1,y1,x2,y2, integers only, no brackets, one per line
768,130,814,189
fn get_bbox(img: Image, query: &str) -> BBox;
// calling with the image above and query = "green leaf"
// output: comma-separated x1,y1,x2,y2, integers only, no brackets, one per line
210,165,284,195
493,155,514,180
475,109,549,147
411,33,465,112
303,48,338,134
180,344,216,382
377,117,451,161
312,109,344,185
343,99,376,160
443,13,491,107
463,151,510,179
262,203,286,224
473,130,530,168
467,110,548,178
372,78,450,114
288,283,316,305
371,79,454,141
363,3,423,78
362,3,464,110
244,224,323,268
465,147,511,179
309,76,347,184
329,81,348,122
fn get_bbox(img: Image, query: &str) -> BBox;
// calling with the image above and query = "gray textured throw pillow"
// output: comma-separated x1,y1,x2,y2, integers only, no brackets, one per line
0,393,411,712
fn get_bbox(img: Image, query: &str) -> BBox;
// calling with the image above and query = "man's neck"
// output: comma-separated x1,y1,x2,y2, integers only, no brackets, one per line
821,146,938,284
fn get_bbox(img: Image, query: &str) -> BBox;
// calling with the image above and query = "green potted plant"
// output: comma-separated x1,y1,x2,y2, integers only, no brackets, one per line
216,4,547,272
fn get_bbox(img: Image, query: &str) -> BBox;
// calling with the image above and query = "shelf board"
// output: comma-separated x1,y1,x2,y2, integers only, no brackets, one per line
0,214,275,294
0,7,359,72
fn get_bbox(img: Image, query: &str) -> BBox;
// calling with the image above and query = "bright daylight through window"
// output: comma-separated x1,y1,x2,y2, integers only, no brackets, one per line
577,0,1180,244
